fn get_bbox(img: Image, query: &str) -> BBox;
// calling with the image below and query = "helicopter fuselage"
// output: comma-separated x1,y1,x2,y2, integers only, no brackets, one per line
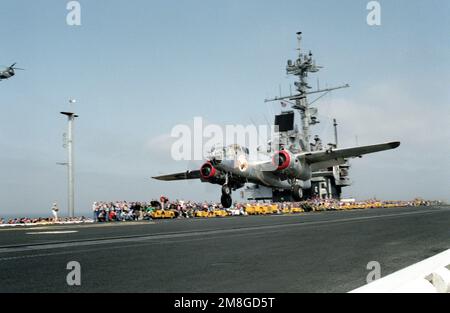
0,70,15,80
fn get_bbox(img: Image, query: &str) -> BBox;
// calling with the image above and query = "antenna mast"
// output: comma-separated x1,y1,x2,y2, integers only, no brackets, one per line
333,118,338,147
265,32,350,151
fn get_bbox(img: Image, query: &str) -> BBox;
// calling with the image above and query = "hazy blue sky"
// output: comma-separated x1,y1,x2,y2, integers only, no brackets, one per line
1,0,449,217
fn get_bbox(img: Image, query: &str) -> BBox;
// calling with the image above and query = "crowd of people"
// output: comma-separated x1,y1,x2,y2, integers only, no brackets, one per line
90,198,429,222
92,201,153,222
91,200,247,222
0,198,443,226
0,216,88,226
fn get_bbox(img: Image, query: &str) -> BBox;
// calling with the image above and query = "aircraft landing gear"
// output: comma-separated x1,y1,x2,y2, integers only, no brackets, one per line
222,184,231,196
292,185,303,202
221,194,232,208
221,184,232,208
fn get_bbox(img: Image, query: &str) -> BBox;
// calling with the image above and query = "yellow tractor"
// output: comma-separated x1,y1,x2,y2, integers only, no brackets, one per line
245,205,257,215
290,207,304,214
195,211,209,218
212,210,229,217
150,209,176,219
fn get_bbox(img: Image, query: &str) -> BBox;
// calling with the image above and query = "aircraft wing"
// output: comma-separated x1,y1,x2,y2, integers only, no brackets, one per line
300,141,400,165
153,170,201,181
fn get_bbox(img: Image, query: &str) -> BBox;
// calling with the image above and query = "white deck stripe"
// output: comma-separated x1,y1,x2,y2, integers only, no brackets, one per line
26,231,79,235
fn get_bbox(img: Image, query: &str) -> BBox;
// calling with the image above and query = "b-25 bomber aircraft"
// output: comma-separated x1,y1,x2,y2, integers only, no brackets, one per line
153,141,400,208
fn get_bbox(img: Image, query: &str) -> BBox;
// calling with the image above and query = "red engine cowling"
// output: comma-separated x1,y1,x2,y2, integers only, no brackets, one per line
200,162,217,180
271,150,310,180
272,150,291,170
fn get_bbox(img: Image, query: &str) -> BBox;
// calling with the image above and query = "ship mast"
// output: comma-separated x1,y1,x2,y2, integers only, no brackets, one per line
265,32,349,152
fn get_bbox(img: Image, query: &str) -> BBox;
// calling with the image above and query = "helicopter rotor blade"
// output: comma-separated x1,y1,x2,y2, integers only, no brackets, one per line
9,63,25,70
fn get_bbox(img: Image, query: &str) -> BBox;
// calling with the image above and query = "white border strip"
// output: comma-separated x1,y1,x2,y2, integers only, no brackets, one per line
350,249,450,293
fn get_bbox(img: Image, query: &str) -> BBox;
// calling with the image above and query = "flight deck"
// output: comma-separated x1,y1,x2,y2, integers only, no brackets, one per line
0,205,449,293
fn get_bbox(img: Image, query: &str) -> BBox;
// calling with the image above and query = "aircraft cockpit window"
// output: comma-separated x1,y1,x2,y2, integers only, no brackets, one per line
225,144,249,155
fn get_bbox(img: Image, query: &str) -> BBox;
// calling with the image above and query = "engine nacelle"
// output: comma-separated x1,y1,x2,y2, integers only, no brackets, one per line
272,150,291,170
200,162,217,179
199,162,226,185
272,150,310,180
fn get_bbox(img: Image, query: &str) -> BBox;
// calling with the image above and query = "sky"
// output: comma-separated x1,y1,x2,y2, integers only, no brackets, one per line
0,0,449,217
